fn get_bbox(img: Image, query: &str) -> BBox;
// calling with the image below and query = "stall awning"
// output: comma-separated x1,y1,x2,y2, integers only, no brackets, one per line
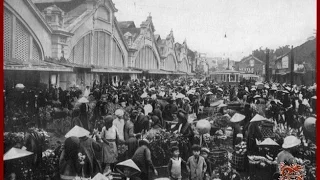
44,59,91,69
4,59,73,72
148,69,172,74
91,67,142,74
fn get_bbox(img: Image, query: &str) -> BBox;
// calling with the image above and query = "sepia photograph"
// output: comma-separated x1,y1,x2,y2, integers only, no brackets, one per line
3,0,316,179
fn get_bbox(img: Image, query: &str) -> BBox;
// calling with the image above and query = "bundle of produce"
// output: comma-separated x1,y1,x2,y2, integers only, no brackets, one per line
210,115,230,129
234,142,247,156
4,132,25,153
147,131,190,166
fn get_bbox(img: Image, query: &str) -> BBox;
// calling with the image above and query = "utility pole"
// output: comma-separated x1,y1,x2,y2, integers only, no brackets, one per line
290,45,294,86
227,58,230,70
265,49,269,82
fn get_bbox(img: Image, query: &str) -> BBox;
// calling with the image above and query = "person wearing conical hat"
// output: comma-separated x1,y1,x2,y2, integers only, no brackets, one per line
275,135,301,176
246,115,264,155
78,127,102,178
59,137,81,180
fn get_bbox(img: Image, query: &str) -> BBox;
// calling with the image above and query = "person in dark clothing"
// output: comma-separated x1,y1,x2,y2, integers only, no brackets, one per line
131,110,149,135
131,139,158,180
79,102,89,130
152,102,164,127
200,148,212,180
242,104,253,137
246,121,263,155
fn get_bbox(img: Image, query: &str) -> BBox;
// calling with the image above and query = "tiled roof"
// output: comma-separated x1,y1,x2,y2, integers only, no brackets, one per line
118,21,136,29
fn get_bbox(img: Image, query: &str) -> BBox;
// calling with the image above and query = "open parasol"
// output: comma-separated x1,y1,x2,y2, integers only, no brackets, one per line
210,100,224,107
4,147,33,161
15,83,25,89
176,93,185,99
78,97,89,103
91,173,110,180
115,159,141,178
65,125,90,138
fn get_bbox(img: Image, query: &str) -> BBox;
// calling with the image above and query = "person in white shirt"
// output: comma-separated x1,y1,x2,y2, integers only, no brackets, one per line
83,86,90,97
113,109,125,141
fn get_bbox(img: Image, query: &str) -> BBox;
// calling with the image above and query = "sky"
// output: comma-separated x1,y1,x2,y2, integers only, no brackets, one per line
113,0,316,61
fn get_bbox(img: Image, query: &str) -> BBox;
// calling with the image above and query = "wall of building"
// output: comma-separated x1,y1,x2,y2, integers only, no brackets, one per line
5,0,52,58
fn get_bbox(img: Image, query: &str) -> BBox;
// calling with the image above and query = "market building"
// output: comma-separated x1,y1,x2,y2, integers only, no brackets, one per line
5,0,135,91
155,30,181,78
119,15,165,80
273,39,316,86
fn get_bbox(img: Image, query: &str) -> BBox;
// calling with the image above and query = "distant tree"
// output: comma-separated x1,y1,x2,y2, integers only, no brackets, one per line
252,45,291,62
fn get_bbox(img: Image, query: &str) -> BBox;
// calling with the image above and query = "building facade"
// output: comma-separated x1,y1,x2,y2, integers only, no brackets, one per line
4,0,198,90
237,55,265,76
273,39,316,85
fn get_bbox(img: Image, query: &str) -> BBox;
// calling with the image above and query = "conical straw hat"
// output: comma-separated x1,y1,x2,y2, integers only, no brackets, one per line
259,138,279,146
250,114,267,122
65,125,90,138
4,147,33,161
230,113,245,123
92,173,109,180
115,159,141,177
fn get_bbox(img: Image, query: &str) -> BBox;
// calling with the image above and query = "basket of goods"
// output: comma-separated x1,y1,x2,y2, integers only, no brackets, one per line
247,155,277,179
231,142,248,171
209,148,228,167
260,120,275,138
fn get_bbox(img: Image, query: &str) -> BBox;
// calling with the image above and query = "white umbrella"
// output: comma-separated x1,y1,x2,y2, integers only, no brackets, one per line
78,97,89,103
140,92,148,98
15,83,25,89
176,93,185,99
4,148,33,161
253,95,261,99
218,103,227,108
210,100,224,107
311,96,316,99
206,92,213,95
65,125,90,138
187,90,196,95
217,88,223,92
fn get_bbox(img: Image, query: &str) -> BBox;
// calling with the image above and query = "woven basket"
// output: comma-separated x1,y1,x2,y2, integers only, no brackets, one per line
261,126,275,138
209,148,228,166
231,152,248,171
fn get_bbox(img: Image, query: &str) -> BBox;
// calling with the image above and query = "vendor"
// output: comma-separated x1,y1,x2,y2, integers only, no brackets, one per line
274,135,301,178
246,115,264,155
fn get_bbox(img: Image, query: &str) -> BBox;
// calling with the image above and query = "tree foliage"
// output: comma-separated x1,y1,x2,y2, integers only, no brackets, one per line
251,45,291,63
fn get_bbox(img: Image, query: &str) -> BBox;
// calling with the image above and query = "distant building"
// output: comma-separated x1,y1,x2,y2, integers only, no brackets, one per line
273,39,316,85
238,55,265,76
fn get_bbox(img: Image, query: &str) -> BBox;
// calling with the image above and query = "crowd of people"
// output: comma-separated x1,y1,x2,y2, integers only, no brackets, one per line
4,77,317,180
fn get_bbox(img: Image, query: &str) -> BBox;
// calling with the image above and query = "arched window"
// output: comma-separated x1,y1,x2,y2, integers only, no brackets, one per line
4,9,42,62
135,46,158,69
68,31,121,67
164,54,176,71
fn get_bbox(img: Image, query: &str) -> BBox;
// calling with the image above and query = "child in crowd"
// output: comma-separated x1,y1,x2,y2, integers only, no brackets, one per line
200,148,212,180
167,146,186,180
187,144,207,180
